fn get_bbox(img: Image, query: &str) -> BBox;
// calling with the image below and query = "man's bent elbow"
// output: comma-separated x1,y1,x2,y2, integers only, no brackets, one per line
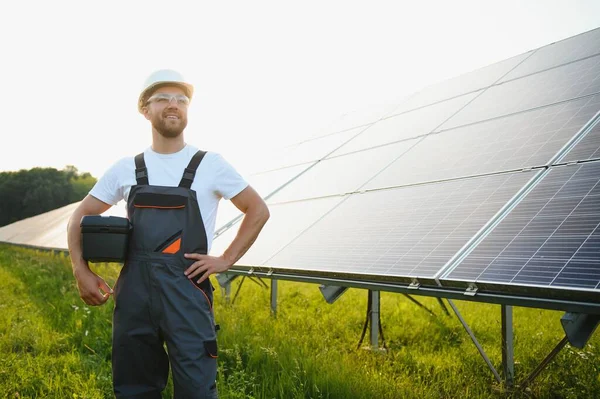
259,202,270,226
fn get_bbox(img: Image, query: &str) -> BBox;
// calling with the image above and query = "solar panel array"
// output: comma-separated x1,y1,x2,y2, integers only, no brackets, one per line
1,28,598,306
211,27,600,305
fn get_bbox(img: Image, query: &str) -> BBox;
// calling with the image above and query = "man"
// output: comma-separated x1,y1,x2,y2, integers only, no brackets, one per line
67,69,270,398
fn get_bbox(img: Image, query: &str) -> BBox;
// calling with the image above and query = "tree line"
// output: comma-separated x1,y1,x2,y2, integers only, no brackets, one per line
0,166,96,227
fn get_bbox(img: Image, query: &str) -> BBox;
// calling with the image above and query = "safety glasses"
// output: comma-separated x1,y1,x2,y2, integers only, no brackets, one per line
146,93,190,106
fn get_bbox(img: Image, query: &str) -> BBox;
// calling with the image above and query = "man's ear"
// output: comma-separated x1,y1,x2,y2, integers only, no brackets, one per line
142,107,151,121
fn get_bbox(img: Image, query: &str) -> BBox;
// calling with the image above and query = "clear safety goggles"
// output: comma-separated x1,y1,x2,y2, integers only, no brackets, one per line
146,93,190,106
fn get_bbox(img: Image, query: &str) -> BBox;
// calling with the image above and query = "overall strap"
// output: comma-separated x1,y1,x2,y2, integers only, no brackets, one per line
179,150,207,189
134,153,149,185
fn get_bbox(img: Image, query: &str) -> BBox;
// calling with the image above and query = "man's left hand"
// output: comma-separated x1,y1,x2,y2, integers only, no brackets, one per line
183,253,232,284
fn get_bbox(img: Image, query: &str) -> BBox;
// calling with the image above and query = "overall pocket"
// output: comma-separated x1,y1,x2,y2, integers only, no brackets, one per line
189,278,214,311
131,193,188,253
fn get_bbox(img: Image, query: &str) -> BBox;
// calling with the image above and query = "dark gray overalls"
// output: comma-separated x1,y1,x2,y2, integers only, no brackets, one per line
112,151,219,399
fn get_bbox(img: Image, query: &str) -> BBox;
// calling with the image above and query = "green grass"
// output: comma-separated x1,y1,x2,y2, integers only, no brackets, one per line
0,243,599,398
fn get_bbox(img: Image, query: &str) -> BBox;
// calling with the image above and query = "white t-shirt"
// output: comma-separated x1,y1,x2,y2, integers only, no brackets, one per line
89,144,248,251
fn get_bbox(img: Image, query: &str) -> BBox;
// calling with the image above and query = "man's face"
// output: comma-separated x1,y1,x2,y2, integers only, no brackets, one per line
142,86,189,138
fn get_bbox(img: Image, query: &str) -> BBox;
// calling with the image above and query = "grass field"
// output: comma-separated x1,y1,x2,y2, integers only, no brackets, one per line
0,243,599,398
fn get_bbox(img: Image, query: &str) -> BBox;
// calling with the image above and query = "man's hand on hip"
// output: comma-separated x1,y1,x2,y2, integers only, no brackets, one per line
184,253,232,284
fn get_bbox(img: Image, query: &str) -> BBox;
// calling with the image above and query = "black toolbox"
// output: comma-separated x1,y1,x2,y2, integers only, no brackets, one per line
80,215,132,262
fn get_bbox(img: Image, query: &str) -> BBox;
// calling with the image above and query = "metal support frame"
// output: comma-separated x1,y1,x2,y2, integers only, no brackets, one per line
519,336,568,391
402,294,436,317
437,298,451,316
447,304,600,390
357,290,386,351
320,284,448,318
518,312,600,390
221,268,600,314
370,290,380,349
271,279,278,317
223,282,231,303
319,285,348,304
501,305,514,388
216,268,600,389
229,275,269,305
447,299,502,383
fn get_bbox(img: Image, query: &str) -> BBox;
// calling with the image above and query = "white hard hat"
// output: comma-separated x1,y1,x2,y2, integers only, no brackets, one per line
138,69,194,113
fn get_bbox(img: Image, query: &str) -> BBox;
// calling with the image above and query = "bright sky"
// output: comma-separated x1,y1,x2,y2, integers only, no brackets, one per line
1,0,599,178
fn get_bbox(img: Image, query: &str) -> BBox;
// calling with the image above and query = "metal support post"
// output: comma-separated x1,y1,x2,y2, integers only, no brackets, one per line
223,282,231,303
519,336,569,391
447,299,502,383
437,297,451,316
518,313,600,390
402,294,436,316
501,305,514,388
271,279,278,317
370,290,380,349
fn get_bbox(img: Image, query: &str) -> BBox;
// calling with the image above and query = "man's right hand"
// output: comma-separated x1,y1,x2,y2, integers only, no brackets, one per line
73,265,113,306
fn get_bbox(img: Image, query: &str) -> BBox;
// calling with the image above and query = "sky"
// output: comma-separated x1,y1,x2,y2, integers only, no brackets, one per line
1,0,600,179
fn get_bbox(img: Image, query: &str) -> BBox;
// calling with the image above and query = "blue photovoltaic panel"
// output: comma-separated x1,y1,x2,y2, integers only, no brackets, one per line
442,161,600,291
363,95,600,190
263,171,535,280
390,52,531,115
441,54,600,130
500,28,600,83
560,118,600,163
328,92,478,156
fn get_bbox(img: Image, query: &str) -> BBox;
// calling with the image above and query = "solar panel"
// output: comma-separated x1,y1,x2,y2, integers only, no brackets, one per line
499,28,600,83
260,171,536,281
215,128,371,232
441,161,600,295
246,163,314,200
214,200,243,233
209,196,345,264
246,126,366,174
0,201,127,249
328,92,478,156
441,54,600,130
560,117,600,163
363,95,600,190
318,103,399,135
268,140,418,203
389,52,532,115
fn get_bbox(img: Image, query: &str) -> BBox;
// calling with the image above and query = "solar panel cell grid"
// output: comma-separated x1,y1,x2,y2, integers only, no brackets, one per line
241,127,364,175
319,103,398,135
560,120,600,163
500,28,600,83
362,95,600,190
328,92,478,157
442,161,600,291
210,196,344,265
268,140,418,203
264,171,535,279
389,52,532,115
441,54,600,130
247,163,313,200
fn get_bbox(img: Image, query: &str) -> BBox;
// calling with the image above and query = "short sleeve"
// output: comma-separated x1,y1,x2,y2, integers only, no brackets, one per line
212,153,249,200
88,158,129,206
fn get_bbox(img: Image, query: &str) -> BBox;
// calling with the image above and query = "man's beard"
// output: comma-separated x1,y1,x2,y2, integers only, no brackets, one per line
152,113,188,138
